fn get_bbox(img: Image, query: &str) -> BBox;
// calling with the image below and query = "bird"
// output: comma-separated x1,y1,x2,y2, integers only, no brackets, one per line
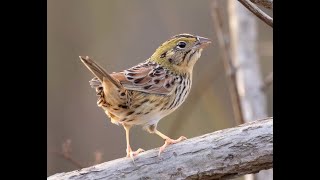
79,33,211,160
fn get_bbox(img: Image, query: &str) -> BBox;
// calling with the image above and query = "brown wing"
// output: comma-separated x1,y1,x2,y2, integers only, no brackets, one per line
111,61,176,95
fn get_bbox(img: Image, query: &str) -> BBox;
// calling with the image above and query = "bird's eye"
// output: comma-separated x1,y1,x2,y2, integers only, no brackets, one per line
177,41,186,49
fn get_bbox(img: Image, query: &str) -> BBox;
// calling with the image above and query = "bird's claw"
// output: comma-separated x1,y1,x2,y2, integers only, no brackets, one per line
126,148,145,162
158,136,187,156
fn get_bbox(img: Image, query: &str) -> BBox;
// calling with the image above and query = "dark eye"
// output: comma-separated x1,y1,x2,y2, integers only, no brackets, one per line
177,41,186,49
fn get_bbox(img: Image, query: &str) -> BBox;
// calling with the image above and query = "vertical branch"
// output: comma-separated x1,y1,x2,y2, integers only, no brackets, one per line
211,0,244,125
227,0,272,179
228,0,267,121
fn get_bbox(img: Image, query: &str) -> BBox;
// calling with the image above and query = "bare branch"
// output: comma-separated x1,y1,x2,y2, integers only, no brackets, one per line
50,139,84,168
48,118,273,180
50,151,84,169
211,0,245,125
250,0,273,9
238,0,273,27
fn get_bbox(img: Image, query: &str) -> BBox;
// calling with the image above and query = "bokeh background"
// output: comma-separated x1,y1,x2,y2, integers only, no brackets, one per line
47,0,272,177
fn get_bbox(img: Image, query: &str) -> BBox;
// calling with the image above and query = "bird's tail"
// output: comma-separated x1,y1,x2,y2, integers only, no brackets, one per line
79,56,127,111
79,56,122,89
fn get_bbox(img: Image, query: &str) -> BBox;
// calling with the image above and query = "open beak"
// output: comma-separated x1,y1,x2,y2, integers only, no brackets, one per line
196,36,212,49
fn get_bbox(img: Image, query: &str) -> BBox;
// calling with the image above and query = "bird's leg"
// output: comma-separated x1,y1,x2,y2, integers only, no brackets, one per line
154,129,187,156
123,124,144,160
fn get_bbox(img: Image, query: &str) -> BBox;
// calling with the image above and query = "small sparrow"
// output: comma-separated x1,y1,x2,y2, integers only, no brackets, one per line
79,33,211,159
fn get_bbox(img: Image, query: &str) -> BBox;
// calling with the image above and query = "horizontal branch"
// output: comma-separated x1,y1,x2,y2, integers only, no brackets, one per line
48,118,273,180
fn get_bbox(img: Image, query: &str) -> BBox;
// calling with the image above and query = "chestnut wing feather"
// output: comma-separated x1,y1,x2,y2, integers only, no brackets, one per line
111,62,175,95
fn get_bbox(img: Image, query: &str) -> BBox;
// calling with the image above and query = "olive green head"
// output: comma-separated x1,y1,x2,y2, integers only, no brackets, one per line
150,33,211,73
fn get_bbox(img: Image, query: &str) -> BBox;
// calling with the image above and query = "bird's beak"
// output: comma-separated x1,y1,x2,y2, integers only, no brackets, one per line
196,36,212,49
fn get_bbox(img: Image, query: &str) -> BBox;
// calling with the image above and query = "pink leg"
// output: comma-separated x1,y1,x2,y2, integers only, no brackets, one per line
123,124,144,161
155,130,187,156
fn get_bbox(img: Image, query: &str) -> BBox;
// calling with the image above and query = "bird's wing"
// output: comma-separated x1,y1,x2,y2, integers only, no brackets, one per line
111,61,176,95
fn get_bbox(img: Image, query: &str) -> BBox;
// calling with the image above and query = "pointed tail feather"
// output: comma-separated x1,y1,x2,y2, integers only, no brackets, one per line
79,56,122,89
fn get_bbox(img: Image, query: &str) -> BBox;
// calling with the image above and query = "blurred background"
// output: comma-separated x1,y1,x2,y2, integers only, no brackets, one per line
47,0,272,177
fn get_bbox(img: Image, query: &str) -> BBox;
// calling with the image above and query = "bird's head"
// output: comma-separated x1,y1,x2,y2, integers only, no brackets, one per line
150,33,211,73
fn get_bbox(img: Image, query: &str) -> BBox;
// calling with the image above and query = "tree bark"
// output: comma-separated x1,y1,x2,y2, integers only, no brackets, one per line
48,118,273,180
228,1,272,179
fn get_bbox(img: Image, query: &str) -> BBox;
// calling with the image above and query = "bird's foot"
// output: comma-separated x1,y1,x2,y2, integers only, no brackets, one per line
126,147,145,161
158,136,187,156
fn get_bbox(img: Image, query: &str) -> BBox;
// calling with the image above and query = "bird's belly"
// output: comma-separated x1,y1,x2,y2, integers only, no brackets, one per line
105,82,191,126
105,94,169,125
120,101,172,126
121,96,188,126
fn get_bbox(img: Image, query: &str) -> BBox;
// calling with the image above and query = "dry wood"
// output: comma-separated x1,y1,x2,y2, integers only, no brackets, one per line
48,118,273,180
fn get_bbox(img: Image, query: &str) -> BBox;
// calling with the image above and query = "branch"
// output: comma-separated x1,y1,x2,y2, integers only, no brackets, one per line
211,1,245,125
49,139,84,168
50,151,84,169
250,0,273,9
48,118,273,180
228,1,272,178
228,0,268,122
50,140,104,169
238,0,273,27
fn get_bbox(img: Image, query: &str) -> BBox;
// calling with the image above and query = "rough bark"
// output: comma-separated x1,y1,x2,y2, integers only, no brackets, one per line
228,1,272,180
48,118,273,180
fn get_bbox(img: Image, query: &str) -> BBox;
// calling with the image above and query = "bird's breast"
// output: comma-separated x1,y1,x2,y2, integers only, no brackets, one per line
105,75,192,126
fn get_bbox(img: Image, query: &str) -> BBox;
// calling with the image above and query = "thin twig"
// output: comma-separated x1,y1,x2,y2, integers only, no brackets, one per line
261,72,273,91
50,150,84,168
211,0,245,125
49,139,84,168
238,0,273,27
